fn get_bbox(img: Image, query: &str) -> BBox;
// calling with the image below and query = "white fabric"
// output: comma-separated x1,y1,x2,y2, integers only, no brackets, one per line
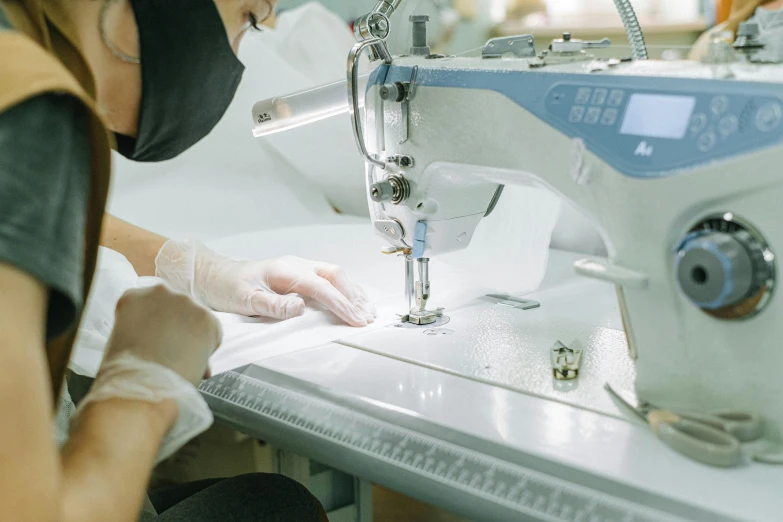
70,248,139,376
205,188,559,372
550,203,607,257
265,3,357,85
72,179,560,377
259,2,370,216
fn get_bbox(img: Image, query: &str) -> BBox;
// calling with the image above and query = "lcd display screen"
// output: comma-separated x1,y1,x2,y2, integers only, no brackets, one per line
619,94,697,140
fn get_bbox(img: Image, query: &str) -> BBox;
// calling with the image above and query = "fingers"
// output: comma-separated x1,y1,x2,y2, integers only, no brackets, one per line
249,291,306,320
314,264,377,320
313,264,364,300
290,276,370,327
356,296,377,318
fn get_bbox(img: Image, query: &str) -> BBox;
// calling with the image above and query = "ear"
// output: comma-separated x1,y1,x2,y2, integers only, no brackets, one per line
105,0,140,59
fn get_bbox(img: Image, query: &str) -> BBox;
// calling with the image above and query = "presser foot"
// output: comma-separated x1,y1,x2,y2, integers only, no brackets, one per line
400,308,445,326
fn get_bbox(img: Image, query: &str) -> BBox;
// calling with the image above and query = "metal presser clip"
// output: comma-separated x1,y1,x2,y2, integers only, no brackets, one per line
551,340,583,381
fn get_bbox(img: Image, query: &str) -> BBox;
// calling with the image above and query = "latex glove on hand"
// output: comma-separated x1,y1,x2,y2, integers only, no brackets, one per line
75,284,223,462
155,239,377,327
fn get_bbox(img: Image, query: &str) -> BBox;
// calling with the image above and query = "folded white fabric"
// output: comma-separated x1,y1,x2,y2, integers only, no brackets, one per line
70,248,140,377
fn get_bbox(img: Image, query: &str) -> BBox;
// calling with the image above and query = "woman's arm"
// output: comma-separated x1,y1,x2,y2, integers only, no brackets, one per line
0,263,176,522
101,214,167,277
61,398,176,522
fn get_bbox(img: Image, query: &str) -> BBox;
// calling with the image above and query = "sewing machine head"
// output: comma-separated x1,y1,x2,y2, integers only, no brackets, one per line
348,9,783,431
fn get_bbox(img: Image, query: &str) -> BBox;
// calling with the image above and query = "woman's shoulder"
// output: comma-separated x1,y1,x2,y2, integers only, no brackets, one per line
0,3,96,115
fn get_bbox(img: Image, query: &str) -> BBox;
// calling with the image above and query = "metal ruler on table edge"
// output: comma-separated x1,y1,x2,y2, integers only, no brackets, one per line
198,364,740,522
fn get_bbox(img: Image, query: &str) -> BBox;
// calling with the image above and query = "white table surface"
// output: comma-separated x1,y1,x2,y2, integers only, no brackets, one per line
244,250,782,522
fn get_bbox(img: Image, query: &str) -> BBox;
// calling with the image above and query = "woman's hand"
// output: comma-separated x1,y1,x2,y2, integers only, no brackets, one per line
155,239,377,327
102,284,221,386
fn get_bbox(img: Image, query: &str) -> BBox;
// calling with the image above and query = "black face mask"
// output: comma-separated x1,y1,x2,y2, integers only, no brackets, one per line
114,0,245,162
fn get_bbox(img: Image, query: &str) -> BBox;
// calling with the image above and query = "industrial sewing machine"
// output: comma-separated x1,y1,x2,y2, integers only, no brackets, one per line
340,1,783,438
217,3,783,518
246,0,783,467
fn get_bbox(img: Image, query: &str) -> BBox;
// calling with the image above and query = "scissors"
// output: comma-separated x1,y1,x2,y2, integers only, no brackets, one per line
605,383,764,468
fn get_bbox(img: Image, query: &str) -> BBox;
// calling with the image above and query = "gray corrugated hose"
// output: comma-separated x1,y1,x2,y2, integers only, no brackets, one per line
614,0,649,60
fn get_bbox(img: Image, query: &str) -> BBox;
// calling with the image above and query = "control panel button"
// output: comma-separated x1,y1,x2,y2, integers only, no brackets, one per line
591,88,608,106
575,88,592,105
719,115,739,136
600,108,618,126
568,106,586,123
711,95,730,116
755,102,783,132
584,107,602,125
698,131,717,152
607,89,625,107
689,113,708,134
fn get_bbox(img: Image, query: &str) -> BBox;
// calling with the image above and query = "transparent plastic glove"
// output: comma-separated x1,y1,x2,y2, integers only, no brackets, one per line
155,239,377,327
74,284,222,463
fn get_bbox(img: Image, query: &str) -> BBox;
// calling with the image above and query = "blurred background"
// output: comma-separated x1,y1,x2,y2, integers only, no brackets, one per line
275,0,720,59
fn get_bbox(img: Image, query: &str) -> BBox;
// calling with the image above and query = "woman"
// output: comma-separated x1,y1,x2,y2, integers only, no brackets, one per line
0,0,373,520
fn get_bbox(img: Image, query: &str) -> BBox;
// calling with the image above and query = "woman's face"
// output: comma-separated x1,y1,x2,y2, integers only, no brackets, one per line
98,0,275,136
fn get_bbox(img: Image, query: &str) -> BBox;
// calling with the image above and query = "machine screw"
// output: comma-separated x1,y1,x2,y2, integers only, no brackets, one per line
372,17,389,33
379,83,407,103
363,12,391,39
371,180,394,202
410,15,431,56
386,154,415,169
370,174,411,204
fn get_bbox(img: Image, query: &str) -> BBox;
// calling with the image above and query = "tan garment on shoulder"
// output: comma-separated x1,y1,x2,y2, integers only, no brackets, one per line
0,0,112,404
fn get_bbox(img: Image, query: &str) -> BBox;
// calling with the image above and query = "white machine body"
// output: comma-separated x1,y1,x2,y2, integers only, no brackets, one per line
362,54,783,433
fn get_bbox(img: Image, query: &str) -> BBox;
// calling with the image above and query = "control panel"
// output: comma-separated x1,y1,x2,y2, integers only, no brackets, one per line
546,83,783,178
372,62,783,180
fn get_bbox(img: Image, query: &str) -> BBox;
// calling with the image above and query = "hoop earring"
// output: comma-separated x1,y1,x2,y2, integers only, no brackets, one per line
100,0,141,65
